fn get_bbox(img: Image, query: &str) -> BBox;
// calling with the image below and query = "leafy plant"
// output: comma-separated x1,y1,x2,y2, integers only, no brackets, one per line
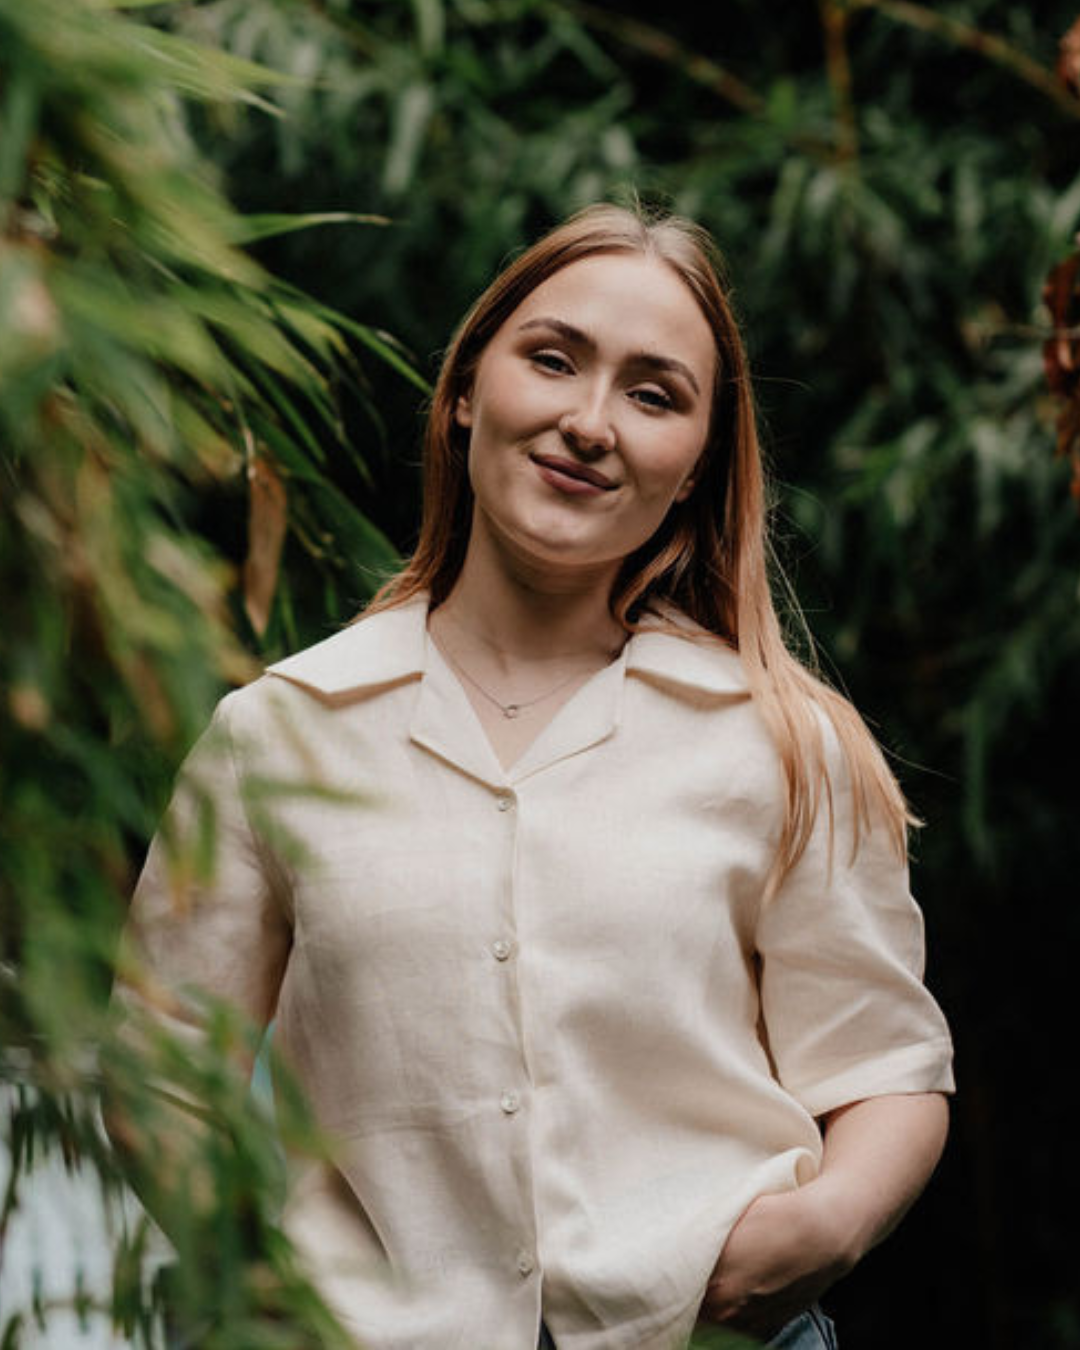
0,0,416,1341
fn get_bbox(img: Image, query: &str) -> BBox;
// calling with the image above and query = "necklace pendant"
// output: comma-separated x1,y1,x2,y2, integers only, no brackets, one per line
503,704,521,720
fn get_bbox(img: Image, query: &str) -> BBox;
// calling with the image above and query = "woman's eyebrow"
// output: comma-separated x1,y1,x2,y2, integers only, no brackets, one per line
517,316,702,396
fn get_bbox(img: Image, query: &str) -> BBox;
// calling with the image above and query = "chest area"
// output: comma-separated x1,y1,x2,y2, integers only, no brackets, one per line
261,691,778,970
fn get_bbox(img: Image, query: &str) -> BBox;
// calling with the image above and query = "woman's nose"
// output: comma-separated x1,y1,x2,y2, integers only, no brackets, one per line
558,390,615,457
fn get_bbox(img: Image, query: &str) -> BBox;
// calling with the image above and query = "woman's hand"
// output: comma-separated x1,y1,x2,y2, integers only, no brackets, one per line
697,1183,854,1341
699,1092,950,1341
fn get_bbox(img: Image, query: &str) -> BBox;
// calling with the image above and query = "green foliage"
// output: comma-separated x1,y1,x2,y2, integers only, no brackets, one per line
0,0,413,1341
163,0,1080,857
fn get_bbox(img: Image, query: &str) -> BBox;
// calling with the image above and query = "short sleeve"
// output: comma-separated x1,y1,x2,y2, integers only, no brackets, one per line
755,737,955,1119
114,691,293,1045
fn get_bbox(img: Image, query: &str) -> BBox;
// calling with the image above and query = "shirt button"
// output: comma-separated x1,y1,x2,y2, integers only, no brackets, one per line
499,1090,521,1115
495,792,514,812
491,939,513,961
516,1250,535,1277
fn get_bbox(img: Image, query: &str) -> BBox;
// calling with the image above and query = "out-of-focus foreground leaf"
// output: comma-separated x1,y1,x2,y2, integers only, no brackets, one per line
0,0,411,1342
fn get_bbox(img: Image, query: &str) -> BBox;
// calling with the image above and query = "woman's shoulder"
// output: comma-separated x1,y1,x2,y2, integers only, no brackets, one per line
627,602,751,700
262,595,430,698
205,597,430,749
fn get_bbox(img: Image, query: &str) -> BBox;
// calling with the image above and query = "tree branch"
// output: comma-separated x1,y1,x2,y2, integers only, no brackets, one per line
846,0,1080,120
820,0,860,163
552,0,764,116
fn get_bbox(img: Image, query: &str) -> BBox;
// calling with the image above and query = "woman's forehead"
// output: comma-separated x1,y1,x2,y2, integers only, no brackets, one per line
501,253,716,379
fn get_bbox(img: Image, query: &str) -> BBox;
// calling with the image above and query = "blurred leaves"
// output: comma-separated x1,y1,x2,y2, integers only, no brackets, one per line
1058,14,1080,95
1042,248,1080,505
0,0,411,1341
242,453,289,636
166,0,1080,862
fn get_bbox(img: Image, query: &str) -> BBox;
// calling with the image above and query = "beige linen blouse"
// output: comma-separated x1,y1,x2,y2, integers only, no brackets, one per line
122,594,954,1350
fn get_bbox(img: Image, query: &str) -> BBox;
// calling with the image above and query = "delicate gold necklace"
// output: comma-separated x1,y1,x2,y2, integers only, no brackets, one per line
439,643,599,719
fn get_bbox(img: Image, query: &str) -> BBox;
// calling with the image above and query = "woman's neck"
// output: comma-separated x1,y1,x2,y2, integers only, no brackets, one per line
432,537,626,671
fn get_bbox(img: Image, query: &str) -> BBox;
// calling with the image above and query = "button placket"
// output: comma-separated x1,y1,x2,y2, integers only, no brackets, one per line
489,784,536,1303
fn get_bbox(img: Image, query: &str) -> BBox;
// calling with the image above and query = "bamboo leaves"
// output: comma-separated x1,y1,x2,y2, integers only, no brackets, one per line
1,0,414,1341
242,453,288,637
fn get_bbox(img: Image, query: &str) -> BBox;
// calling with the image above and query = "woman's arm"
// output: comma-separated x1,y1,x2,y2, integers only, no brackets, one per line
699,1091,949,1339
105,694,292,1245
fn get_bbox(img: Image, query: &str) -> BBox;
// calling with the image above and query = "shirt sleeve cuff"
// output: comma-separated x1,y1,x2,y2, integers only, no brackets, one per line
787,1037,956,1119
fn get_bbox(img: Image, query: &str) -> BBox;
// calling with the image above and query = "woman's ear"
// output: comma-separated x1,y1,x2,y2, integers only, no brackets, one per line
454,393,473,429
674,456,703,503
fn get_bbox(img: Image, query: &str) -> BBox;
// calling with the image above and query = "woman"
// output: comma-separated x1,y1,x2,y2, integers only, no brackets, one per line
120,203,954,1349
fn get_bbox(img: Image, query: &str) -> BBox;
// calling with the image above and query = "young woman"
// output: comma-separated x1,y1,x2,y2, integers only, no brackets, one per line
120,203,954,1349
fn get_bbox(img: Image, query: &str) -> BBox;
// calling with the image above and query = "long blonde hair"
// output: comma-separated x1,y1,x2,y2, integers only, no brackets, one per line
368,202,915,887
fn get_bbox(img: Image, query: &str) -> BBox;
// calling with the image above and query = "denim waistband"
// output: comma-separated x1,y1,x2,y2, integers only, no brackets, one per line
537,1304,837,1349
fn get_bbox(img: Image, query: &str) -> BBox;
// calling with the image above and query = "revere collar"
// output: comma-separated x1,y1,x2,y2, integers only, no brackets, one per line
265,594,749,787
627,603,750,699
264,593,750,703
412,633,628,786
265,597,429,696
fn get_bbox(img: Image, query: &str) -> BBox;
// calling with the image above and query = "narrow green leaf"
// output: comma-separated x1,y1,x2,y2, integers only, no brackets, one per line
307,304,430,394
126,25,298,107
0,68,38,220
229,212,390,245
383,81,435,196
237,359,329,466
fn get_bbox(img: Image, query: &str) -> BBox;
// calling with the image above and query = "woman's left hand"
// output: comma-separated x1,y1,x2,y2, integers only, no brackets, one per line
697,1183,854,1341
698,1093,951,1340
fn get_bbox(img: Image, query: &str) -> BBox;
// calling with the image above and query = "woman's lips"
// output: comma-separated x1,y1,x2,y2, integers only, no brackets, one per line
530,454,616,496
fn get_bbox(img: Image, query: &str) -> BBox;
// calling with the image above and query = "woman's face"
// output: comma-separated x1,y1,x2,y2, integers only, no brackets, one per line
455,252,716,584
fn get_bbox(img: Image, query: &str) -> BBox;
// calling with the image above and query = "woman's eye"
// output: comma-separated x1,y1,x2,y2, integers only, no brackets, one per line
630,386,674,411
530,350,573,374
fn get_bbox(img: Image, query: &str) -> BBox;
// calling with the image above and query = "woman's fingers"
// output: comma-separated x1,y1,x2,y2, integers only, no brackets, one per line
699,1188,852,1336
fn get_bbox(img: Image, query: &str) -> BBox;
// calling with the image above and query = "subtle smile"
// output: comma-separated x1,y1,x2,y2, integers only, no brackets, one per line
529,453,617,495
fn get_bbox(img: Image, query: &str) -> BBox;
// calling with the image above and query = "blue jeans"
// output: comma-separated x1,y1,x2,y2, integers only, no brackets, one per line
537,1305,837,1348
768,1306,839,1348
